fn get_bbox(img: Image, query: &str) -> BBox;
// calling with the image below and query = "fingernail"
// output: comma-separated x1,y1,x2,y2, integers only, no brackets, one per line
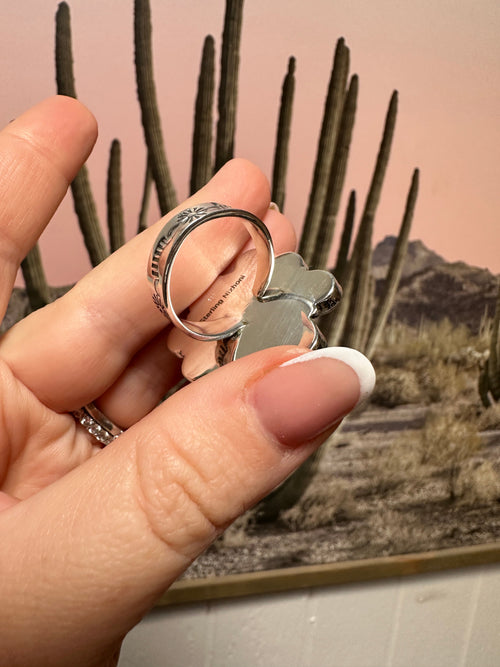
250,347,376,448
268,201,280,212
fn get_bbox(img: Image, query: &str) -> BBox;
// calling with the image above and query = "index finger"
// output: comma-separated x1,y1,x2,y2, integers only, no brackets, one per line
0,96,97,317
0,159,296,411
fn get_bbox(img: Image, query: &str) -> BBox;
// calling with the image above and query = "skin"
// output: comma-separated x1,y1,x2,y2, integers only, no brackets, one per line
0,96,365,667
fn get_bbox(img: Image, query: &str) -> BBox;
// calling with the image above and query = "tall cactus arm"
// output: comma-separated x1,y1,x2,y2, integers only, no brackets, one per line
479,360,493,408
107,139,125,252
334,189,356,284
487,277,500,401
55,2,108,267
137,157,153,234
298,38,349,266
328,224,365,347
55,2,77,98
340,216,373,351
320,190,356,343
255,449,322,524
134,0,177,215
312,74,358,269
191,35,215,195
338,91,398,351
360,274,376,351
271,56,296,211
357,90,398,240
214,0,244,171
20,245,51,312
365,168,419,358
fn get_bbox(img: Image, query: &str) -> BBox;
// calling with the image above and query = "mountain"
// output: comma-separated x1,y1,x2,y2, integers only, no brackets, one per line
372,235,445,280
373,237,498,334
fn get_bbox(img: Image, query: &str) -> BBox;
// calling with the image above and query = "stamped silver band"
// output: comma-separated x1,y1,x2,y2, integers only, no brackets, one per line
147,202,275,342
72,402,124,447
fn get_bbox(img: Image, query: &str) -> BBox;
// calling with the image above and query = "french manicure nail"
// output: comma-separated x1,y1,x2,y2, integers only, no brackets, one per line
250,347,376,448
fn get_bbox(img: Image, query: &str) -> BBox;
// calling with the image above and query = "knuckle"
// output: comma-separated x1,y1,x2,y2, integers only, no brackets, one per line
132,428,235,560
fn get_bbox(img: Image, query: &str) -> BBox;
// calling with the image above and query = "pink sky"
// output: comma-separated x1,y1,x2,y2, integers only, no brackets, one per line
1,0,499,284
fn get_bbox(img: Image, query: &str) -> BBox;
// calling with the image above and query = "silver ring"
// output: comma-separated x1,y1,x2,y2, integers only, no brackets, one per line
147,202,275,342
72,403,124,447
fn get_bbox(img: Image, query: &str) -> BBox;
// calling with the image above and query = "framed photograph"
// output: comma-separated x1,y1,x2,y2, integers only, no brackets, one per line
2,1,499,607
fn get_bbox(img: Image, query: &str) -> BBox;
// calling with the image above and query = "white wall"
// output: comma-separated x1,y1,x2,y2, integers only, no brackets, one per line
119,563,500,667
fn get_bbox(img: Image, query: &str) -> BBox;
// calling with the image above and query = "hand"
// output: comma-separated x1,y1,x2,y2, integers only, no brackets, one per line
0,97,375,667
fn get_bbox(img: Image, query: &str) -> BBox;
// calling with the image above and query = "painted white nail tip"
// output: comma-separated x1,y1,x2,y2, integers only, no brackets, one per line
281,346,376,406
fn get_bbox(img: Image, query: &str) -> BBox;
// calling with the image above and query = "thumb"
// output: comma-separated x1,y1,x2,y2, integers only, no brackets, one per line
0,346,374,667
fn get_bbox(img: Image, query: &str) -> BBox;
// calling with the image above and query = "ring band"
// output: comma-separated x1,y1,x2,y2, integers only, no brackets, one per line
147,202,275,342
72,403,124,447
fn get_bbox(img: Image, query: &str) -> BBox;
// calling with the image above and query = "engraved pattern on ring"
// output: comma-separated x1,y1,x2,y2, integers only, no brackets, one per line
148,203,230,317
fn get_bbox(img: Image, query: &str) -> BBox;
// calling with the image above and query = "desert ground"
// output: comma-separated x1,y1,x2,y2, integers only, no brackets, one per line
184,320,500,579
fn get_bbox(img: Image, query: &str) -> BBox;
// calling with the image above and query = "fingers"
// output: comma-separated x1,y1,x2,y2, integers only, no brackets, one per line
0,96,97,317
0,346,375,665
96,330,182,428
0,161,296,412
96,206,295,428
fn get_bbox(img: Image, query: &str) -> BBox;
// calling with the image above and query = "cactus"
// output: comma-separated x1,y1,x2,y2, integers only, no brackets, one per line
214,0,244,172
256,447,323,524
271,56,296,211
324,191,359,347
107,139,125,252
337,90,399,351
20,245,51,311
360,89,399,232
334,189,356,284
478,359,492,408
360,273,376,351
298,38,349,266
55,2,77,98
137,157,153,234
318,189,357,346
2,1,423,525
190,35,216,195
311,74,358,270
339,211,373,350
364,168,419,358
487,281,500,400
262,93,416,519
479,278,500,406
55,2,108,266
134,0,177,215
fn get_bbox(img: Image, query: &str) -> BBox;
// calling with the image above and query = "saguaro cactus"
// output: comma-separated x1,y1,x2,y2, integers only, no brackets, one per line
20,245,51,311
479,279,500,406
191,35,216,195
137,158,153,234
271,56,296,211
339,204,374,350
134,0,177,214
55,1,108,266
259,92,417,520
298,38,349,266
335,90,399,350
334,190,356,284
364,168,420,358
106,139,125,252
55,2,77,98
487,288,500,402
311,73,359,269
214,0,244,171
